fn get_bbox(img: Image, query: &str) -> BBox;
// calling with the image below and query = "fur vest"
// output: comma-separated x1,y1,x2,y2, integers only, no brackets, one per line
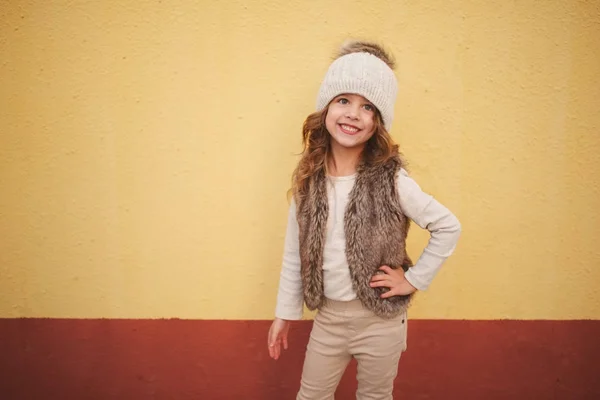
296,155,413,319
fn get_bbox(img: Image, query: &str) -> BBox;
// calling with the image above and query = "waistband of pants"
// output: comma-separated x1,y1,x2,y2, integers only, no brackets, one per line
321,298,368,312
321,297,408,319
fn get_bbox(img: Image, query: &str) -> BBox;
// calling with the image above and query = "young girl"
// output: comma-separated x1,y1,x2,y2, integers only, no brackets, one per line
268,41,461,399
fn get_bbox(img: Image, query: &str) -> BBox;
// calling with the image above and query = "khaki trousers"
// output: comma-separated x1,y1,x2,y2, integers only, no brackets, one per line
297,298,407,400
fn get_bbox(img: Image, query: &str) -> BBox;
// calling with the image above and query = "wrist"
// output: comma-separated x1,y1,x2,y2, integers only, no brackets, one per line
402,279,417,294
403,272,422,292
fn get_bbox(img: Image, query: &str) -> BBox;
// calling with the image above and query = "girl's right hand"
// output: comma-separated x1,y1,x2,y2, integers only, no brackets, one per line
267,317,291,360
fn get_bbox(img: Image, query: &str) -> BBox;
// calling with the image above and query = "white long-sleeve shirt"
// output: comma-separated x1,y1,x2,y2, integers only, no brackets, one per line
275,168,461,320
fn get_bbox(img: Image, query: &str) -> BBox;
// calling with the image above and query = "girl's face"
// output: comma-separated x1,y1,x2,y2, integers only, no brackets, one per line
325,93,377,150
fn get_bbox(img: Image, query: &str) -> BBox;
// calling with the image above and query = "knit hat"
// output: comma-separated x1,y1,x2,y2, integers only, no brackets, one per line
316,51,398,131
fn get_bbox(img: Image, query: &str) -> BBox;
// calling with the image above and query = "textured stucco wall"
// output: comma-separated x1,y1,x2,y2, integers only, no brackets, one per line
1,0,599,319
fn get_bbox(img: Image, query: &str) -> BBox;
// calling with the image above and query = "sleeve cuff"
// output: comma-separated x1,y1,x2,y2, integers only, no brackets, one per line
275,305,303,320
404,269,429,291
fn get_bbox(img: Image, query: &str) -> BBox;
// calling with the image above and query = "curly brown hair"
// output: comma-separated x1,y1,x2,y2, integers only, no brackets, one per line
290,106,400,203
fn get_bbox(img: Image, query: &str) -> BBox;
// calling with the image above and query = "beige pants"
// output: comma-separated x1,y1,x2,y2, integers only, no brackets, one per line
297,298,407,400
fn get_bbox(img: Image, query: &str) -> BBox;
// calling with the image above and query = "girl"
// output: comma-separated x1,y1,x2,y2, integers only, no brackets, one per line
268,41,461,399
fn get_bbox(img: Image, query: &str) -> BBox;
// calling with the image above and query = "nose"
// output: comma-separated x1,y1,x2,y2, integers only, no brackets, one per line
345,104,360,120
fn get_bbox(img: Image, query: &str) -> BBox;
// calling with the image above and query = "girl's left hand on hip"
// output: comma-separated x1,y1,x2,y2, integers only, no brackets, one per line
370,265,417,298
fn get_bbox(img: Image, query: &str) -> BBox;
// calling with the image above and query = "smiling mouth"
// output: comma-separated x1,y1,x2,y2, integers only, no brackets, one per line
339,124,361,135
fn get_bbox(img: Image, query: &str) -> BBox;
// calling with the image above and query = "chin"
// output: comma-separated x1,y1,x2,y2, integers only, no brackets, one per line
335,139,365,149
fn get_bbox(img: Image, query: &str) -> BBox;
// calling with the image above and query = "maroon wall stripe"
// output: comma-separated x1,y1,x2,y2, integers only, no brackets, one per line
1,319,599,399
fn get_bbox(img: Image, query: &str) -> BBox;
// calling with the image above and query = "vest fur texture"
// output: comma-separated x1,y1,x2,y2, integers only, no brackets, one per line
296,155,413,319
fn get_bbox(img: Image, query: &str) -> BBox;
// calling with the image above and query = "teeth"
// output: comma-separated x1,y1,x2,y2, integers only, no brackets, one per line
341,124,358,132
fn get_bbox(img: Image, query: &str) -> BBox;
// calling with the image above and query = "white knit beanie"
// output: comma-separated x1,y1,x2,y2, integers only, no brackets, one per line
316,51,398,131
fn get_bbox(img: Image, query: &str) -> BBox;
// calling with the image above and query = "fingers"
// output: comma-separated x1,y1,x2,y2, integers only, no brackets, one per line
268,326,278,359
370,274,389,282
379,265,392,273
268,342,275,358
370,279,391,288
273,341,281,360
268,327,289,360
378,265,404,279
268,336,281,359
380,289,396,299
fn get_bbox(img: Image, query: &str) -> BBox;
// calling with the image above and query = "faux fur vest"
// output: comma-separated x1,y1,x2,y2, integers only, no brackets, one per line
296,155,413,319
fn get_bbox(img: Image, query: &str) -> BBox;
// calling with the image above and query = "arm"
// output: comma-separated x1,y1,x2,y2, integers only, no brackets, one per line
269,199,303,360
274,199,304,320
369,169,461,296
398,169,462,291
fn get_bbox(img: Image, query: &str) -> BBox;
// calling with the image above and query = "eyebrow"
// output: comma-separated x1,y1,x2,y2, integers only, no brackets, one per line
335,95,374,107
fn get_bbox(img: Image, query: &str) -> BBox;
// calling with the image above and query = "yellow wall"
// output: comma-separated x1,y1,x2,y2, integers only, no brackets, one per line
1,0,599,319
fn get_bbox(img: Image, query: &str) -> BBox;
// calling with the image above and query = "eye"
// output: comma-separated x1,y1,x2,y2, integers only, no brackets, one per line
337,97,349,104
363,104,374,112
